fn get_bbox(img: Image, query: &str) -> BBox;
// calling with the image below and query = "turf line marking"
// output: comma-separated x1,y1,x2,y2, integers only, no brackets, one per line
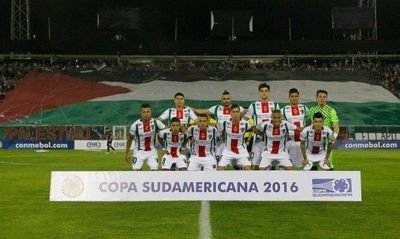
199,200,212,239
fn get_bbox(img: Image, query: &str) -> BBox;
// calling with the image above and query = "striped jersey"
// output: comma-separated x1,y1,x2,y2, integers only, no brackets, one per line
218,120,251,154
307,104,339,129
245,100,280,125
129,118,166,151
300,125,335,154
208,104,244,123
257,121,297,154
187,125,219,157
281,104,309,141
158,129,187,157
159,107,198,125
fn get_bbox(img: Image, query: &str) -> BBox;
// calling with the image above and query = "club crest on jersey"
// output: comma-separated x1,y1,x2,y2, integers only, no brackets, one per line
143,124,150,131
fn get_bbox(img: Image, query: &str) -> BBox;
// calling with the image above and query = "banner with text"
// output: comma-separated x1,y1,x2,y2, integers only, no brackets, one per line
74,140,133,150
50,171,362,202
2,140,74,149
3,126,105,141
336,140,400,150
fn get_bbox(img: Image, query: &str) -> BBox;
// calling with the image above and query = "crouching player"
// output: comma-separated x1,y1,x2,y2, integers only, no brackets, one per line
300,112,335,171
186,114,219,171
217,104,252,170
158,117,188,171
256,110,300,170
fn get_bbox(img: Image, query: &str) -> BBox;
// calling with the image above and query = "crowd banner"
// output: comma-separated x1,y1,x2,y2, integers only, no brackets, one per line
74,140,133,150
3,126,105,141
336,140,400,150
50,171,361,202
2,140,74,149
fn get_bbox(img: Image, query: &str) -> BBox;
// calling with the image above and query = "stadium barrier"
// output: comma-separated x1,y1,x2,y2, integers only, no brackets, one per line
2,125,400,150
49,171,361,202
340,125,400,140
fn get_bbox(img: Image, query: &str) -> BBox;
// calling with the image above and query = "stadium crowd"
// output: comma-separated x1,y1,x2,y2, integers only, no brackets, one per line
0,62,22,99
1,58,400,98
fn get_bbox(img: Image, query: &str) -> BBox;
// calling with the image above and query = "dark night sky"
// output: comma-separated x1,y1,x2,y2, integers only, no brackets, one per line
1,0,400,41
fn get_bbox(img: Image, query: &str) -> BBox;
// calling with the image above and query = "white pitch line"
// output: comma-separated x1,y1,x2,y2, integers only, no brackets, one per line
199,200,212,239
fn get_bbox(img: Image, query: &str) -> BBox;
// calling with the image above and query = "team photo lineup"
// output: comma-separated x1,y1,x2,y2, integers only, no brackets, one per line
4,0,400,238
124,83,339,171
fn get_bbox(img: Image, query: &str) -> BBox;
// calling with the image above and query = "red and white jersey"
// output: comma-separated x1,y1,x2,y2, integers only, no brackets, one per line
159,107,198,125
218,120,251,154
158,129,187,157
208,105,244,123
257,121,297,154
245,100,280,125
187,125,219,157
300,126,335,154
281,104,308,141
129,118,166,151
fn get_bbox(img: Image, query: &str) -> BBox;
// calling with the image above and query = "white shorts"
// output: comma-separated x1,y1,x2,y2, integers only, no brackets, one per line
187,155,217,171
161,154,187,170
219,148,251,167
303,152,330,170
251,140,265,166
132,149,159,170
259,151,293,168
286,140,304,167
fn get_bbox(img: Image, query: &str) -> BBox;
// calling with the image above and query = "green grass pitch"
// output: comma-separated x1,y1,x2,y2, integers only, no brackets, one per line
0,150,399,239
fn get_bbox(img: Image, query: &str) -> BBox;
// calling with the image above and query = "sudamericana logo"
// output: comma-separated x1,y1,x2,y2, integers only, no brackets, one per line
62,175,84,198
312,178,353,197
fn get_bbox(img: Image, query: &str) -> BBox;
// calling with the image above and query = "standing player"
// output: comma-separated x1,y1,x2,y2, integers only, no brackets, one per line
158,117,188,171
158,92,197,160
281,88,308,167
243,83,280,169
158,92,198,130
217,104,252,170
193,90,244,124
192,90,244,162
125,104,166,171
106,129,116,154
256,110,300,170
186,114,219,171
307,89,339,169
300,112,335,170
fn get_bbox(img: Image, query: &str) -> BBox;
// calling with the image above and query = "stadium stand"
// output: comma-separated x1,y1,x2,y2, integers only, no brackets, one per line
1,58,399,98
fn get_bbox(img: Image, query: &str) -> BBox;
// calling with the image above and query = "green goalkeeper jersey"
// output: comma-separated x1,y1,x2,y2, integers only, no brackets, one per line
307,104,339,128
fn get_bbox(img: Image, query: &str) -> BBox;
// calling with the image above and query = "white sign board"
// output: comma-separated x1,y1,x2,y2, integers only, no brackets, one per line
50,171,361,202
74,140,133,150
